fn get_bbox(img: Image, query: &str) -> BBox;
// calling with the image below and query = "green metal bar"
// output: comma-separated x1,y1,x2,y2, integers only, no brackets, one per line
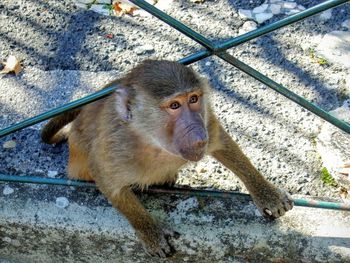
217,0,350,52
178,50,212,65
0,174,349,211
0,174,96,188
218,52,350,134
0,85,117,138
128,0,215,51
148,186,350,212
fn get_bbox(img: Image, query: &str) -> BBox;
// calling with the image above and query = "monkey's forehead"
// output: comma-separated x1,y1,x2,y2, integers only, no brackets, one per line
121,60,206,99
159,89,205,102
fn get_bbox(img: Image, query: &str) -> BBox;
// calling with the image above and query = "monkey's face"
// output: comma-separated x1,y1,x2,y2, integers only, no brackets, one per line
160,90,208,162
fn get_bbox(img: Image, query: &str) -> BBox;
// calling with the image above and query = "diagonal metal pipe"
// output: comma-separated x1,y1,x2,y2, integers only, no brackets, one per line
217,52,350,134
128,0,215,50
0,85,117,138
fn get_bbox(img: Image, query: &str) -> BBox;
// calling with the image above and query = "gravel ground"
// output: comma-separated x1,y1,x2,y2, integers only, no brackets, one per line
1,0,350,201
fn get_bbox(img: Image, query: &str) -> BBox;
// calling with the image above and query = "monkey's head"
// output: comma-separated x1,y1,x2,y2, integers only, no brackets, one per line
115,60,210,162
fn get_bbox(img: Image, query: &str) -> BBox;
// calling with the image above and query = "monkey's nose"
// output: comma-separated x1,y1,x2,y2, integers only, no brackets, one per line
193,139,207,149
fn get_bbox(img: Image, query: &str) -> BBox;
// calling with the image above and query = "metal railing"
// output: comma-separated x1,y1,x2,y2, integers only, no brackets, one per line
1,0,350,211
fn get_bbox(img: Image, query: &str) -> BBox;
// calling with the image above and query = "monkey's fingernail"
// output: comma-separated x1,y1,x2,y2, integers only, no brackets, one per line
264,208,273,216
173,231,180,239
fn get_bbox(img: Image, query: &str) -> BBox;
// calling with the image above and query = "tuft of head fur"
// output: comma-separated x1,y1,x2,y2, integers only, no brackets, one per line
120,60,201,100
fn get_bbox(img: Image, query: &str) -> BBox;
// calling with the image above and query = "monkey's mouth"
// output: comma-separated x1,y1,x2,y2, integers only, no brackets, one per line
179,148,206,162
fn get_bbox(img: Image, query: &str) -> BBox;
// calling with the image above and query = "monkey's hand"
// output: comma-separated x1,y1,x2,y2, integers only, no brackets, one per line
137,227,179,258
251,186,294,219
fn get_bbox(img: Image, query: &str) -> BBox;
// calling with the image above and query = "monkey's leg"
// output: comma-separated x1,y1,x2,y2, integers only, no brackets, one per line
67,141,94,181
106,186,176,257
211,125,293,219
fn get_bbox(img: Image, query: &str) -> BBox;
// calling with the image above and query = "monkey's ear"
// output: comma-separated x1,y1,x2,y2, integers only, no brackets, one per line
115,88,132,122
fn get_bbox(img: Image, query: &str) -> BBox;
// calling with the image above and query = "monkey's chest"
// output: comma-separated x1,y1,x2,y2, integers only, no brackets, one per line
135,147,186,186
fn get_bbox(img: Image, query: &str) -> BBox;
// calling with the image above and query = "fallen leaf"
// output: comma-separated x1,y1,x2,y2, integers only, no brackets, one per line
339,163,350,176
113,1,138,15
190,0,205,3
340,187,348,201
105,33,114,39
0,55,22,75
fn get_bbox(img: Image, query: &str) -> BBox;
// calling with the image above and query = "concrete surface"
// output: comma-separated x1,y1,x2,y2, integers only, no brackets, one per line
1,183,350,263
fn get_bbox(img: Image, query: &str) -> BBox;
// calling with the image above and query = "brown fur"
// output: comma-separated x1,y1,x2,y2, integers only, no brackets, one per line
41,60,293,257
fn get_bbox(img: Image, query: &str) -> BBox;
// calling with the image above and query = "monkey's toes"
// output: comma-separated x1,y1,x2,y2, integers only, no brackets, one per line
142,229,176,258
256,188,294,219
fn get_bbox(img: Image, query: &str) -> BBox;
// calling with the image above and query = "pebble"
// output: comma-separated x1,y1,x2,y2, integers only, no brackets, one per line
75,3,88,9
319,9,332,21
286,9,300,15
134,44,155,55
270,4,281,15
255,12,273,24
96,0,111,3
47,170,58,178
238,9,253,19
283,2,297,9
76,0,93,4
342,19,350,29
236,1,308,24
154,0,173,11
244,20,258,29
297,5,306,11
239,21,258,34
55,197,69,208
3,140,16,149
253,4,268,14
89,4,111,16
133,9,152,17
3,185,14,195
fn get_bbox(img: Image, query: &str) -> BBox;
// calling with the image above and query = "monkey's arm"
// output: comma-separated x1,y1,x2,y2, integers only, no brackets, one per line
99,186,176,257
208,114,293,218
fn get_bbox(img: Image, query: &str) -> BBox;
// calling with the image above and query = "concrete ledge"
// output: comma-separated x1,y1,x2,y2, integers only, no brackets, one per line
0,183,350,263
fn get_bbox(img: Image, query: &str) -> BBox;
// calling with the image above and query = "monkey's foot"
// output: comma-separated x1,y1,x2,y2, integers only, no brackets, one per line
138,228,179,258
252,187,294,219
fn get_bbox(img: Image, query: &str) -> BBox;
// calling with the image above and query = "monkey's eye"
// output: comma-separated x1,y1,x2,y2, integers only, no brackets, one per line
170,101,181,110
189,95,198,104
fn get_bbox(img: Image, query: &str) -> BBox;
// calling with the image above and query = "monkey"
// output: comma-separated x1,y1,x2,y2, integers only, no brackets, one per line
41,60,293,257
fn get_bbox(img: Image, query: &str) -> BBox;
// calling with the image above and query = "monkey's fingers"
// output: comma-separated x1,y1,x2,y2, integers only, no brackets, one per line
257,188,294,219
142,244,168,258
141,229,175,258
263,208,274,219
262,208,284,219
163,227,181,239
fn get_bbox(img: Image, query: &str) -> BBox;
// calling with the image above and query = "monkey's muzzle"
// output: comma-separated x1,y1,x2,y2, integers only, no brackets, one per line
175,126,208,162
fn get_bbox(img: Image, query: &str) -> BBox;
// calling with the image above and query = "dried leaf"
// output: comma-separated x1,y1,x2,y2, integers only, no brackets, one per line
113,1,138,15
1,55,22,75
339,163,350,176
340,187,348,201
105,34,114,39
